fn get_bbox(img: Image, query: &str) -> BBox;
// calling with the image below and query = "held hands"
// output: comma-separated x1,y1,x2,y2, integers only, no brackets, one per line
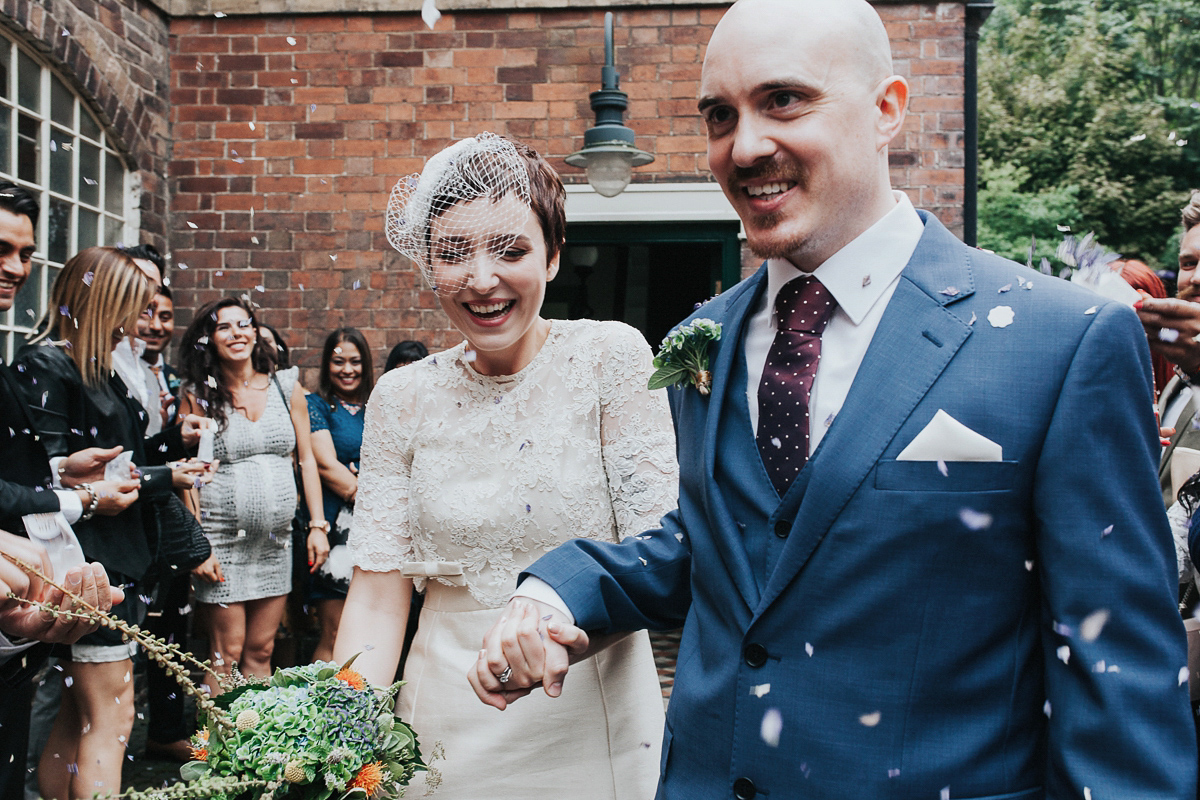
1136,295,1200,374
468,598,590,711
0,530,124,645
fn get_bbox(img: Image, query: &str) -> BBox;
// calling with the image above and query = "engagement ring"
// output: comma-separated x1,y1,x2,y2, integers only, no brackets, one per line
495,666,513,683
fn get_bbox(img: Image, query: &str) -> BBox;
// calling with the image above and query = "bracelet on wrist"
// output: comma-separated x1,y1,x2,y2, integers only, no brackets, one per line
78,482,100,521
307,520,330,534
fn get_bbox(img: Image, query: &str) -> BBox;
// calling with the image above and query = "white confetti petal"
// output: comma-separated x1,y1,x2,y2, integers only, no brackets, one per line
750,683,770,698
941,786,951,800
1084,306,1098,315
1043,699,1051,717
1056,645,1070,664
1080,609,1110,642
937,459,948,477
804,642,813,657
186,221,198,229
421,0,442,29
760,708,782,747
286,36,297,45
1024,560,1034,572
1083,788,1091,800
1093,660,1106,673
958,508,993,531
859,711,881,727
988,305,1015,328
1179,666,1189,686
1101,524,1113,538
1158,328,1180,343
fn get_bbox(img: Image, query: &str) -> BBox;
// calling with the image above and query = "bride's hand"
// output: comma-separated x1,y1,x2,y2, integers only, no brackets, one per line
468,599,589,710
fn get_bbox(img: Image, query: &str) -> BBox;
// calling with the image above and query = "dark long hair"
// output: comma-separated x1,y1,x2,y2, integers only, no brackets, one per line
179,297,274,428
318,327,374,405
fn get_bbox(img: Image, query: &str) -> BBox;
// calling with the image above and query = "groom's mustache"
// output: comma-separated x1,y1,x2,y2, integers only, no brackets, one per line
732,159,806,189
1178,281,1200,302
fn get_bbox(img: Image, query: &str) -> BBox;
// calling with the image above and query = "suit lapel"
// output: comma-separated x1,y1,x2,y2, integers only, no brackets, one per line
1159,378,1194,480
756,214,977,613
700,266,768,611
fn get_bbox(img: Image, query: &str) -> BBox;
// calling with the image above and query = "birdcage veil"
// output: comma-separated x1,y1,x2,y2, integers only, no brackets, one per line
386,133,532,296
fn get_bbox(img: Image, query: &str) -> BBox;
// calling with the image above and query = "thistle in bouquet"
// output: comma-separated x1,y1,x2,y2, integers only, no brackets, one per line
185,657,425,800
649,319,722,395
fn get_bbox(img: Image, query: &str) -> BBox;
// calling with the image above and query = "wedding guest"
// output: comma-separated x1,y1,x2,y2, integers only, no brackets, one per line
0,183,139,800
384,340,428,373
179,298,327,695
481,2,1194,797
1140,192,1200,504
1115,258,1170,396
13,247,196,800
333,134,674,797
305,328,373,662
127,245,180,427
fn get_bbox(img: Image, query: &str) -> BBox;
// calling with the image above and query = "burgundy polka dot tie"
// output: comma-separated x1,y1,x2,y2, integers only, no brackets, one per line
756,275,837,495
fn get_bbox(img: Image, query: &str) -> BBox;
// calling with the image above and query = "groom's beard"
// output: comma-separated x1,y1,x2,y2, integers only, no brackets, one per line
1178,282,1200,302
733,160,810,261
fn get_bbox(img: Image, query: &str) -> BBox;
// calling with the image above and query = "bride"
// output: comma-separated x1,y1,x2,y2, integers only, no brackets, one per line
334,133,676,798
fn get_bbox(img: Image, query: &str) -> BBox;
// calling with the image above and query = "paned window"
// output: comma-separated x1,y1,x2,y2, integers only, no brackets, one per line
0,33,133,361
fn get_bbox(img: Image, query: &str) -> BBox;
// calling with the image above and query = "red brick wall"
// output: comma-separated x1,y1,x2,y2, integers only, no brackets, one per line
167,3,965,376
0,0,172,245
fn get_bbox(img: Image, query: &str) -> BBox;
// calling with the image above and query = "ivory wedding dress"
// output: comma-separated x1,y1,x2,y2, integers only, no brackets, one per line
351,319,676,798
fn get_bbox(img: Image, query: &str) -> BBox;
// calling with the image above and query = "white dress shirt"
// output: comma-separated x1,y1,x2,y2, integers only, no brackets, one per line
517,193,926,621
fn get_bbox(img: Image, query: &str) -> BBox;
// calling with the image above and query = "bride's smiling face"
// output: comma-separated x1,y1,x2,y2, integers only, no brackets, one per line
430,193,560,376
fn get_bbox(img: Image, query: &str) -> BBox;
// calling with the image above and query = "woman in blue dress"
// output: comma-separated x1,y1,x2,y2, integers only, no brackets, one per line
306,327,374,661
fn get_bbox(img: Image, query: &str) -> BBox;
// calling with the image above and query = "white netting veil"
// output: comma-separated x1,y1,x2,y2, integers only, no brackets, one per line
386,133,533,296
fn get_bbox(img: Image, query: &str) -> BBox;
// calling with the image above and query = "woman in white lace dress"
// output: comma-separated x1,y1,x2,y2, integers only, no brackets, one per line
334,134,676,798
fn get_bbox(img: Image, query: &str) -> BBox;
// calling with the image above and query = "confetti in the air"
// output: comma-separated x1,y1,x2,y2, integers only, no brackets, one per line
186,221,198,229
1101,524,1113,538
286,36,297,45
937,460,948,477
988,306,1015,328
760,708,782,747
1056,645,1070,664
958,508,992,531
1080,609,1110,642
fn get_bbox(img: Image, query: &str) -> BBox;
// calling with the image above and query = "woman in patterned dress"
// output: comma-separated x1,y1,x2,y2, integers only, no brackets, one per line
334,134,676,798
179,297,327,694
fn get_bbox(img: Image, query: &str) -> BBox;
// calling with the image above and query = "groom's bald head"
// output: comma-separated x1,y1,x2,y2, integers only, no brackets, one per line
698,0,907,268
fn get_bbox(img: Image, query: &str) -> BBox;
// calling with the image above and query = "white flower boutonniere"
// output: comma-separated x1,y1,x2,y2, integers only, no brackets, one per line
648,319,722,395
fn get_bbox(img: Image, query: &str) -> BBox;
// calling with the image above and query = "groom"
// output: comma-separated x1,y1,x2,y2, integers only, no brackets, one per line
473,1,1196,797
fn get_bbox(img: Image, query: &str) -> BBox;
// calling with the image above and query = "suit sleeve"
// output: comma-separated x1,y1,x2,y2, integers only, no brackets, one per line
1034,302,1195,798
0,479,59,525
11,351,78,459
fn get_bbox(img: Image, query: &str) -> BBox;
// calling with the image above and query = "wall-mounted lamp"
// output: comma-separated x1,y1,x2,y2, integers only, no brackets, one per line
564,12,654,198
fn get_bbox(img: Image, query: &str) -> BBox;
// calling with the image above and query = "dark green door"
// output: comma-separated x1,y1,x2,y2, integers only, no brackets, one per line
545,222,742,347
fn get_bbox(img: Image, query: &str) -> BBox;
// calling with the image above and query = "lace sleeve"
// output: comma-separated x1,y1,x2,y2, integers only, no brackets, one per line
347,371,417,572
596,323,680,541
306,393,331,433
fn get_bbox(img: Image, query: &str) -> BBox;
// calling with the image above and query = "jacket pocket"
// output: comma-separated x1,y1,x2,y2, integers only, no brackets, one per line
874,459,1019,493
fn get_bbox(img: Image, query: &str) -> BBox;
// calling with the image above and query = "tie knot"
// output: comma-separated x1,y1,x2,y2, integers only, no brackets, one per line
775,275,836,334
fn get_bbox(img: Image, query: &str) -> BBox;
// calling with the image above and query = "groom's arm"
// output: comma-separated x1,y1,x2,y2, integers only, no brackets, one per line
1035,302,1195,798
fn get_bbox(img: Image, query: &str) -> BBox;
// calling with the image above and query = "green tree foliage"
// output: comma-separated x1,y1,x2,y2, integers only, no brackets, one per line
979,0,1200,267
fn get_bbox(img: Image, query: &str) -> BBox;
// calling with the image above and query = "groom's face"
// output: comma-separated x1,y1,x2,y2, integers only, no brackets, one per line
699,0,892,270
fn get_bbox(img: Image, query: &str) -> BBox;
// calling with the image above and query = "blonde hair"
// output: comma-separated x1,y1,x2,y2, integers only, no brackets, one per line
32,247,154,387
1184,190,1200,232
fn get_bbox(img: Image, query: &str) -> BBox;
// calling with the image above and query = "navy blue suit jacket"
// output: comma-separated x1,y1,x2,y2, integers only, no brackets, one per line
525,213,1196,799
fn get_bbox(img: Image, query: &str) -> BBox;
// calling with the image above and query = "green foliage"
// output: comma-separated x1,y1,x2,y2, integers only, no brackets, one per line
977,160,1081,263
980,0,1200,266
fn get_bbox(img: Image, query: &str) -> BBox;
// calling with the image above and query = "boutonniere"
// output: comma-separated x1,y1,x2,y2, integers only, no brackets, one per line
648,319,722,395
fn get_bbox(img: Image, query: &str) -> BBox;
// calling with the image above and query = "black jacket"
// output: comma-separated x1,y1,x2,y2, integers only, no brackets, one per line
0,363,58,534
11,343,187,580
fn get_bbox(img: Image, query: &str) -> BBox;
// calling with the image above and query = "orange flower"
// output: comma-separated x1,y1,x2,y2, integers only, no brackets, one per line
190,746,208,762
348,762,384,795
335,667,366,690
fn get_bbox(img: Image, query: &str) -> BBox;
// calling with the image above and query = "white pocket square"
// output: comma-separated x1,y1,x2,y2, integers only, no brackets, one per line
896,409,1003,462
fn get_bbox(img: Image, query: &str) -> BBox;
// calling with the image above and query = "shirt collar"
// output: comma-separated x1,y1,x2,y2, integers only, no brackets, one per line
765,191,924,325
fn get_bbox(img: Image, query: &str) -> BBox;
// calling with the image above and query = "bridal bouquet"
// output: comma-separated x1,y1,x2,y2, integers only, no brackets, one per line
183,659,425,800
0,550,424,800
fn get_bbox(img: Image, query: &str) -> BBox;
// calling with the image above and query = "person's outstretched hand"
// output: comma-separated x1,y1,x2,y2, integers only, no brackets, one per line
0,530,123,645
1136,296,1200,374
58,446,127,487
469,598,590,711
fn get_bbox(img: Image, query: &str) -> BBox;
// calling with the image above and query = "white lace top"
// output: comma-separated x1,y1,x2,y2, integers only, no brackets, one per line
350,319,679,608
